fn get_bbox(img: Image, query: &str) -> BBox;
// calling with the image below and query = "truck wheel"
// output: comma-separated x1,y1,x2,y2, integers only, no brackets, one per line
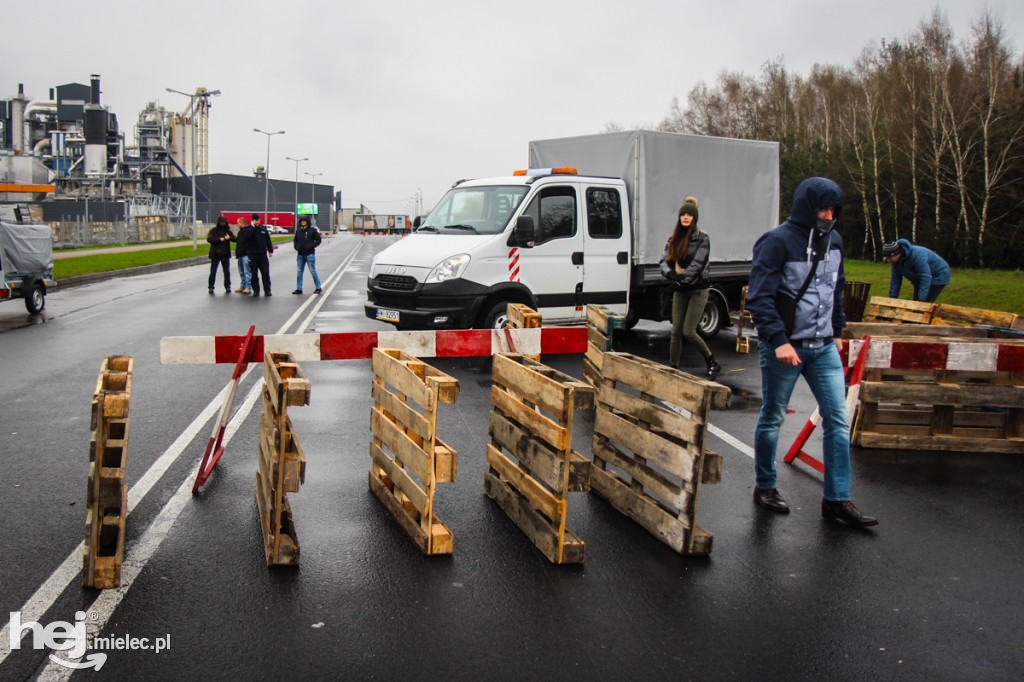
696,297,722,339
25,283,45,314
480,302,510,330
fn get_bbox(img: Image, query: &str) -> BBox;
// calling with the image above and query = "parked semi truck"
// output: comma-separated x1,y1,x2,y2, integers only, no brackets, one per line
365,129,779,335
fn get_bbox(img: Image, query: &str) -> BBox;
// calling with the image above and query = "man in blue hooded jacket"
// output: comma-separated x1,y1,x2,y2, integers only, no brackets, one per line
883,238,950,303
746,177,877,528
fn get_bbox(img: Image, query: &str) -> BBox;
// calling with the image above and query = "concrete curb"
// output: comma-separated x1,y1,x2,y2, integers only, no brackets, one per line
59,257,209,290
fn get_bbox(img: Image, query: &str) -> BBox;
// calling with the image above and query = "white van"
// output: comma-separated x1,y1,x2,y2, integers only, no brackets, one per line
365,130,778,332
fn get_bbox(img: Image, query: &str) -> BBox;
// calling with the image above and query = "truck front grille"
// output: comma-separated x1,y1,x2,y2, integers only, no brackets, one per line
377,275,417,291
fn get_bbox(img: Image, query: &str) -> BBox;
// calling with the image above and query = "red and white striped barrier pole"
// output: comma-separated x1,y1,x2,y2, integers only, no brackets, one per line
784,336,872,473
192,325,258,493
161,327,588,365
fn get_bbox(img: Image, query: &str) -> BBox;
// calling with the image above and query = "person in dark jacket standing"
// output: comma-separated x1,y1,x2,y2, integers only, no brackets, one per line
246,213,274,296
234,217,252,294
883,238,950,303
292,217,323,294
746,177,877,529
659,197,720,379
206,216,235,294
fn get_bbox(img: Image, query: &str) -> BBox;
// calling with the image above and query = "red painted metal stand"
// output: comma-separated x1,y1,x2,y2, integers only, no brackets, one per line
784,336,871,473
193,325,257,493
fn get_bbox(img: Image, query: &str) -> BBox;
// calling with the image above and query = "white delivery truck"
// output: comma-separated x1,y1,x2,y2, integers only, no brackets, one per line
0,207,56,314
364,130,778,334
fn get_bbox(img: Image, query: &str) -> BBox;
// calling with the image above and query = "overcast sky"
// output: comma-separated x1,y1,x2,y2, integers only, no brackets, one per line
3,1,1021,216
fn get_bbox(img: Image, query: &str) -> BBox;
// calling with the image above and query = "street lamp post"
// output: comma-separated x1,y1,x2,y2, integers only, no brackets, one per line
254,128,285,225
166,86,221,250
285,156,307,231
305,171,323,225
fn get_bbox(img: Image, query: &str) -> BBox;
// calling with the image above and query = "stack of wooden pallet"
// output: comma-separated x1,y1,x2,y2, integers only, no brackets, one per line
84,355,133,589
369,348,460,555
256,351,310,566
590,352,730,555
485,354,594,564
583,304,625,386
864,296,1023,336
506,303,543,361
847,336,1024,453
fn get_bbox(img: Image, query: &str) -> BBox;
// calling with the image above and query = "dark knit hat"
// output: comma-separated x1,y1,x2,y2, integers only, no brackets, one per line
882,241,900,257
252,213,261,221
679,199,699,223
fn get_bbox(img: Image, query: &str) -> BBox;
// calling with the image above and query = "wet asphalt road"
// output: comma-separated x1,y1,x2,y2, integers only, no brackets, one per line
1,234,1022,681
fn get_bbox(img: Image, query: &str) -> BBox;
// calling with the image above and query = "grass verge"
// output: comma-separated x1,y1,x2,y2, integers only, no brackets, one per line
53,238,293,279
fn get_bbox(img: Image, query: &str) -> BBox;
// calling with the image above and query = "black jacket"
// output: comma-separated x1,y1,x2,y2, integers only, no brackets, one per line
206,223,235,259
659,228,711,290
293,225,322,256
245,223,274,257
235,225,252,258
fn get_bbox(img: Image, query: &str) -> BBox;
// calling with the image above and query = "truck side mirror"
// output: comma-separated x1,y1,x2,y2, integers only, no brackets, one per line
413,216,422,229
509,215,535,248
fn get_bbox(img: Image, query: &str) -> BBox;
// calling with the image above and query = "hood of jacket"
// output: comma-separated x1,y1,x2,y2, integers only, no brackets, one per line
788,177,844,230
895,238,912,257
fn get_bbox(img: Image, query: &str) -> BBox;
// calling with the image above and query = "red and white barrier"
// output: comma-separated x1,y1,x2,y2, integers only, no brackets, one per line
161,327,588,365
841,339,1024,372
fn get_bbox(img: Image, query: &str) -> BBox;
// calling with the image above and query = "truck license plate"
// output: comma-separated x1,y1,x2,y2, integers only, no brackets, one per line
376,308,400,322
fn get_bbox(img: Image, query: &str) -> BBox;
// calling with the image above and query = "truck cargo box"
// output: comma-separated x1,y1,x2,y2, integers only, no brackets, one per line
529,130,779,266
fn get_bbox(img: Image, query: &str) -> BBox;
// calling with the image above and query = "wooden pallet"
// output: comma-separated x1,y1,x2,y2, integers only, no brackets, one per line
485,354,594,564
369,348,460,555
583,304,625,387
83,355,133,589
735,286,754,353
589,352,730,555
854,367,1024,453
506,303,543,361
256,351,310,566
863,296,1023,331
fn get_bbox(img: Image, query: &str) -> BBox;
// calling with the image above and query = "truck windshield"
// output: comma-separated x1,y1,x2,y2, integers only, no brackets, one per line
417,186,528,235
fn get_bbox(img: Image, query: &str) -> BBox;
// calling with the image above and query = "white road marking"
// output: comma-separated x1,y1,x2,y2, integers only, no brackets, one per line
0,241,362,671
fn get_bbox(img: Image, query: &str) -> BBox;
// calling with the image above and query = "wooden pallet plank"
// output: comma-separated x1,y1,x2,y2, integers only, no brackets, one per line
594,408,697,482
484,471,584,564
370,407,432,483
602,352,729,412
434,438,458,483
487,409,589,492
861,381,1024,408
493,353,573,418
490,385,568,452
593,436,691,510
596,383,702,443
844,322,990,339
858,432,1024,453
590,464,688,553
487,444,563,521
371,382,433,442
931,303,1017,328
372,348,433,408
369,442,429,515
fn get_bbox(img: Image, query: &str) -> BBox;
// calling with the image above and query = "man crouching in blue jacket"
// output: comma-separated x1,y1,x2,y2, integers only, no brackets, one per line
746,177,877,529
882,238,950,303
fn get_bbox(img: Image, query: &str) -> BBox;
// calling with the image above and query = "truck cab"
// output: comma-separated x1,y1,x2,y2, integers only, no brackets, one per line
365,168,631,329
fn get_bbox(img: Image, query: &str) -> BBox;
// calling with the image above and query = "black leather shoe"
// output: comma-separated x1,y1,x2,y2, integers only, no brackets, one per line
821,499,878,528
292,289,303,295
753,486,790,514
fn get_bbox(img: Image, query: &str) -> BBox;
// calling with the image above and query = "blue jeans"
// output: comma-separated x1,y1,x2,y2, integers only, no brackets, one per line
754,340,851,501
237,256,251,290
296,253,321,290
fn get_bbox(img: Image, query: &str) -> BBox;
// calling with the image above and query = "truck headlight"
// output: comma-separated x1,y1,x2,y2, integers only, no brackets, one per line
426,254,470,283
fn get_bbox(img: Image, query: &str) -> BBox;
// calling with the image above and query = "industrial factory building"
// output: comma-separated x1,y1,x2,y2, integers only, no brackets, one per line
0,74,336,244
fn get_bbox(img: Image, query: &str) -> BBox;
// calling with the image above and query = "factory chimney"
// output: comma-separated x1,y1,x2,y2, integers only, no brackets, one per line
90,74,101,105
